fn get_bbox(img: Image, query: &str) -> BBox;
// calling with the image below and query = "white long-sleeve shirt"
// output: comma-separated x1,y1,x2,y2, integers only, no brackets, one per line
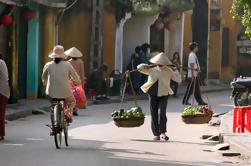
42,61,80,98
137,64,182,97
0,59,10,98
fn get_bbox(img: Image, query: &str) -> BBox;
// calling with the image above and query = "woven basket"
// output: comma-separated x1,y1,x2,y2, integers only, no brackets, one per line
182,114,212,124
113,117,145,127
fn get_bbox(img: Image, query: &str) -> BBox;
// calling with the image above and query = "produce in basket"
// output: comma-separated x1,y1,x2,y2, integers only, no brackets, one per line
111,107,145,119
182,105,213,116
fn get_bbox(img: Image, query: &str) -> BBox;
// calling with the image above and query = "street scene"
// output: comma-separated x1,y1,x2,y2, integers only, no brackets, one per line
1,90,249,166
0,0,251,166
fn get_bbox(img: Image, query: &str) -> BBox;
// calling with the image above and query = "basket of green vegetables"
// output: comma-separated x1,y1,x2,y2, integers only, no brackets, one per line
182,105,213,124
111,107,145,127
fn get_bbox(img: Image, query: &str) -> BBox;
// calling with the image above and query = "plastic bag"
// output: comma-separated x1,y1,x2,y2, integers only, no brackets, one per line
70,81,86,107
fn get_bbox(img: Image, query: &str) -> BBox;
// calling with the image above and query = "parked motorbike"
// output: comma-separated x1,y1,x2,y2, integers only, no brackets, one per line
231,76,251,106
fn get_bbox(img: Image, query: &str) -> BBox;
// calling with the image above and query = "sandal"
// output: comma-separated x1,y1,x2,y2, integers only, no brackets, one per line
160,133,169,141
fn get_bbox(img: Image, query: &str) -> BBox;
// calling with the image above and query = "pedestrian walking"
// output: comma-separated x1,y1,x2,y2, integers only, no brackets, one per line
170,52,182,97
182,42,207,105
42,45,81,124
127,46,142,94
65,47,86,116
0,53,10,141
137,52,182,141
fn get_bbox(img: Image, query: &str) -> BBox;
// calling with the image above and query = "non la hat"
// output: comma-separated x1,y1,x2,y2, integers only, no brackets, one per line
65,47,83,58
149,52,172,65
48,45,67,59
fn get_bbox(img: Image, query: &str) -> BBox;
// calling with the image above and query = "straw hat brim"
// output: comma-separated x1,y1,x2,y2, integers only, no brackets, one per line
65,47,83,58
149,52,172,65
48,53,67,59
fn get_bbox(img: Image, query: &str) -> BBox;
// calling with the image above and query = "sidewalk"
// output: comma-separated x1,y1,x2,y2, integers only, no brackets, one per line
220,110,251,159
6,82,231,121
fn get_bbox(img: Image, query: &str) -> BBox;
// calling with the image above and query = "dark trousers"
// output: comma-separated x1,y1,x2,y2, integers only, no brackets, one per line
131,71,142,94
0,94,8,137
182,77,203,104
170,80,179,96
149,95,169,136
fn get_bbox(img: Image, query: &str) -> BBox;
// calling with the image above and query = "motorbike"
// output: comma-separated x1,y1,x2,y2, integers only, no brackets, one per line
231,76,251,106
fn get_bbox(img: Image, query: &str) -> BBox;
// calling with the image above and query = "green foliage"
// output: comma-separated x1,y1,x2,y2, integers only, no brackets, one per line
231,0,251,39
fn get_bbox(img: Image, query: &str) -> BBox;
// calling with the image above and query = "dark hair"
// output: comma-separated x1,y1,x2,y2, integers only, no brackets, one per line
54,58,61,64
72,57,78,60
135,46,141,54
189,42,199,51
172,52,180,59
0,54,3,60
141,43,150,53
100,64,108,71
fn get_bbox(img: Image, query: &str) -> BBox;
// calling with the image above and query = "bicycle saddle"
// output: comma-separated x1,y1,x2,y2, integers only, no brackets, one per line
52,98,65,102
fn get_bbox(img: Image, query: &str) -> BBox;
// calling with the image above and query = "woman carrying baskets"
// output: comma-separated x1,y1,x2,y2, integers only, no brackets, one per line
137,52,182,141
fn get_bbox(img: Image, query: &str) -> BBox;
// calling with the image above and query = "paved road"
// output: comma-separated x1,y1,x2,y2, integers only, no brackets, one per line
0,90,248,166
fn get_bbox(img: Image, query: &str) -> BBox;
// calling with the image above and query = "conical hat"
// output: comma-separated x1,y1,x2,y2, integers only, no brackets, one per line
149,52,172,65
65,47,83,58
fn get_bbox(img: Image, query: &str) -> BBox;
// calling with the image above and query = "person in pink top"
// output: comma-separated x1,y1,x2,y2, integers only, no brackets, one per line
65,47,86,116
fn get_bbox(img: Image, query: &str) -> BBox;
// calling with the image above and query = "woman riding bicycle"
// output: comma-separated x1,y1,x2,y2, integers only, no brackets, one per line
42,45,81,122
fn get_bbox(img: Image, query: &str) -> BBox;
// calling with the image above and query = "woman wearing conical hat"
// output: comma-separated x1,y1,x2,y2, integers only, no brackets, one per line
65,47,86,116
42,45,81,125
137,52,182,141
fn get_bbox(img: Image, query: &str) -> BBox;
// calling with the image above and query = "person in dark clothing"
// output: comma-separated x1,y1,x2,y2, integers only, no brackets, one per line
127,46,142,94
86,64,109,100
170,52,182,97
182,42,207,105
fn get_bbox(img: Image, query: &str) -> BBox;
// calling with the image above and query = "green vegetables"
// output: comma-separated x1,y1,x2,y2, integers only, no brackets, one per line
111,107,145,119
182,106,214,116
182,107,199,116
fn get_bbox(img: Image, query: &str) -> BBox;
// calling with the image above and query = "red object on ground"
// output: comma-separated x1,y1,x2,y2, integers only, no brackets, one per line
233,105,251,133
86,89,97,100
23,9,36,21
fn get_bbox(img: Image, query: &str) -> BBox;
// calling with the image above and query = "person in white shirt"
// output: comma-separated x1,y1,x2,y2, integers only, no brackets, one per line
0,54,10,140
182,42,207,105
42,45,81,123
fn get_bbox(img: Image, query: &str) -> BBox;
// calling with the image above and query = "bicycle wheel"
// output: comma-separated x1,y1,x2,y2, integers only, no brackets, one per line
54,104,63,149
64,121,68,146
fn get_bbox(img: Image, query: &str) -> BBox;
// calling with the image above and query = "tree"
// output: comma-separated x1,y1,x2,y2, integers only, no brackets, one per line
231,0,251,39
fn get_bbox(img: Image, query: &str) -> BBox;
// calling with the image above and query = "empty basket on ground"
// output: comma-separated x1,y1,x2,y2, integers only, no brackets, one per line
113,117,145,127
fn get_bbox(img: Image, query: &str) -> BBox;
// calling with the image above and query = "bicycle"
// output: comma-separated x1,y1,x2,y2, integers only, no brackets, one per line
47,98,69,149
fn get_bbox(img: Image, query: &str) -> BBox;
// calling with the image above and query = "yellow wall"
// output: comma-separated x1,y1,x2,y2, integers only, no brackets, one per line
207,10,222,79
183,10,193,66
58,5,92,75
38,6,57,96
219,0,245,81
102,7,116,78
58,0,116,78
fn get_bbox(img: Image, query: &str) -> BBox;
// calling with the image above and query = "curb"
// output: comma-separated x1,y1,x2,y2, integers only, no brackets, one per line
219,111,251,160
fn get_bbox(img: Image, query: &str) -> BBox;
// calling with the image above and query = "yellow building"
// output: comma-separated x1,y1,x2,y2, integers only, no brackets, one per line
183,0,250,83
58,0,116,78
